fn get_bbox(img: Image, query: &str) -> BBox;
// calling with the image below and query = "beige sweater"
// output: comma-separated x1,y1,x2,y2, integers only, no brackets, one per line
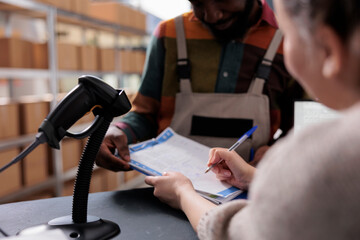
198,103,360,240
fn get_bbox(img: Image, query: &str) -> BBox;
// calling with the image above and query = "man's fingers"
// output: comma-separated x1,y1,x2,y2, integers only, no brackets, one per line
117,150,130,162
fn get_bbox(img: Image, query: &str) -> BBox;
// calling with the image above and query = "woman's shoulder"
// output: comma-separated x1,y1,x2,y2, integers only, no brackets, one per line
255,102,360,188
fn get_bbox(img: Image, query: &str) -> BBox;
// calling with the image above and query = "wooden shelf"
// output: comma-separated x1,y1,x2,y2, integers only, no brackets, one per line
0,0,147,35
0,0,147,203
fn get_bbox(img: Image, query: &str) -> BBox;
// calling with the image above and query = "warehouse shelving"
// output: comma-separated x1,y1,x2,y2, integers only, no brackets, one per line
0,0,148,204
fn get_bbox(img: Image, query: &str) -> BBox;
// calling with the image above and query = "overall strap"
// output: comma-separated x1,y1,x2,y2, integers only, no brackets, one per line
248,29,283,95
174,15,192,93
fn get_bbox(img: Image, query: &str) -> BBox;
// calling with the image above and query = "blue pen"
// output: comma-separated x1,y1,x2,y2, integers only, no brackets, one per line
204,125,258,173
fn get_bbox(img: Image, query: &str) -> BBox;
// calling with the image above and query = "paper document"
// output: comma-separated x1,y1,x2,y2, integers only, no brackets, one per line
129,127,242,204
294,101,341,134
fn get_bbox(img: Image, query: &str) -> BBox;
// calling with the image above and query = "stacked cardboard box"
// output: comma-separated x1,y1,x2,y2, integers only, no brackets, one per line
61,138,83,172
22,144,49,187
35,0,72,11
35,0,146,32
105,170,121,190
124,170,141,182
0,38,33,68
128,7,146,31
57,43,80,70
78,45,98,71
32,43,48,69
71,0,90,15
63,179,75,196
0,148,22,198
119,49,132,73
88,2,131,26
0,100,20,139
90,169,122,193
18,98,50,134
18,97,50,187
135,50,146,73
63,169,122,196
98,48,116,72
120,50,146,73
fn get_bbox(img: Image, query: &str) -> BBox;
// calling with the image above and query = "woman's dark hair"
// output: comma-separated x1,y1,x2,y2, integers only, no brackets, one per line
282,0,360,43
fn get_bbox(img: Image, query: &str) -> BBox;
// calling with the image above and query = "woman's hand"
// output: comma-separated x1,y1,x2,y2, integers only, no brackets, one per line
145,172,216,231
145,172,195,209
208,148,256,190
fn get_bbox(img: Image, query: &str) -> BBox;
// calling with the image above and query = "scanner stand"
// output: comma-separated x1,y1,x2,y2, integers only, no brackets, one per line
18,114,120,240
19,216,119,240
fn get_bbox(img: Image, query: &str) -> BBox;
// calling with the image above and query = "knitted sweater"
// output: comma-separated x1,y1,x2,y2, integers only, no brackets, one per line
198,103,360,240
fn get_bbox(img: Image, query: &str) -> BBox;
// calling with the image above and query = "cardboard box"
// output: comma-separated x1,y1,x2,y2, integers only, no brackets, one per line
121,4,133,27
71,0,90,15
124,170,141,182
22,144,49,186
104,171,120,190
18,98,50,134
32,42,48,69
63,179,75,196
78,45,98,71
61,138,82,172
135,50,146,73
137,12,146,31
36,0,71,11
0,148,22,198
90,169,106,193
119,50,132,73
0,38,32,68
89,2,129,25
57,43,79,70
128,7,145,30
0,101,20,139
98,48,115,72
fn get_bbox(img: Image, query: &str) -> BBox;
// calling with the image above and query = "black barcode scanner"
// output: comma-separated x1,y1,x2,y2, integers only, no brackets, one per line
0,75,131,173
1,75,131,240
40,75,131,149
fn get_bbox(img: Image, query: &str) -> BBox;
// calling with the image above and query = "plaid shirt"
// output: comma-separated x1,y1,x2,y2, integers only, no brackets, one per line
117,0,304,144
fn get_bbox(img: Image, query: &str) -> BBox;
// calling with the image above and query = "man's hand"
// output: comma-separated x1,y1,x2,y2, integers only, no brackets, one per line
95,125,131,171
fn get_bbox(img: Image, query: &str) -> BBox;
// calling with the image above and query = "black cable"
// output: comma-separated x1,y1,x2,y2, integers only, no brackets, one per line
0,226,9,237
0,132,47,173
0,132,47,237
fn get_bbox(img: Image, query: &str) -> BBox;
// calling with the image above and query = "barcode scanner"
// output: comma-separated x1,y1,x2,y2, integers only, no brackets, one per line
0,75,131,239
0,75,131,173
40,75,131,149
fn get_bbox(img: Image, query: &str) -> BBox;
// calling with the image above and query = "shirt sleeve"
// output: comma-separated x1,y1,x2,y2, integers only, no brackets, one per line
116,23,166,143
197,200,248,240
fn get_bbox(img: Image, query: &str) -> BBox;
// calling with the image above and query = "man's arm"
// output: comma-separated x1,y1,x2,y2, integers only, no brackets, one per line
117,25,166,143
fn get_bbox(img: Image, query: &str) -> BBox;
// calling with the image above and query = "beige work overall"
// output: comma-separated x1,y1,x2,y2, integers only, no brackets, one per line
170,16,283,161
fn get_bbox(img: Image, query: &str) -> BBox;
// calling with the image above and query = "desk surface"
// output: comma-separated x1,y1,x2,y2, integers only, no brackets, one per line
0,188,198,240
